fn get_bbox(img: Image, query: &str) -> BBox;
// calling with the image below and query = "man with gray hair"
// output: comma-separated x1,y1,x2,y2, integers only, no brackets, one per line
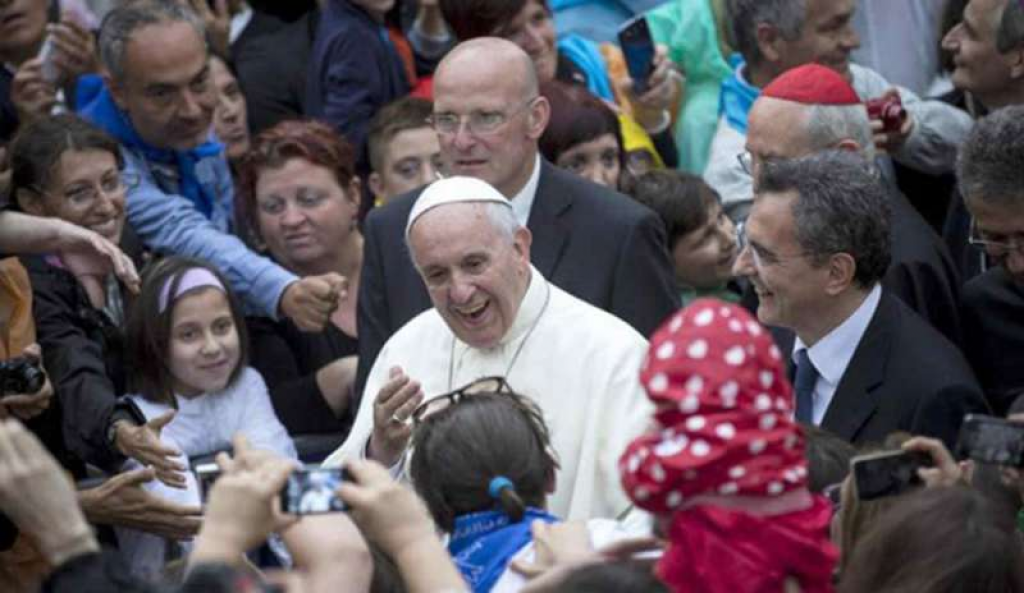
741,63,962,345
326,176,652,521
941,0,1024,281
78,0,342,331
704,0,973,219
958,106,1024,414
733,151,986,448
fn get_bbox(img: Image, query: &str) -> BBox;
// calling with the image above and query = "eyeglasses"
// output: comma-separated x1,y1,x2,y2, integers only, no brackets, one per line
411,376,513,424
968,218,1024,256
427,98,537,136
736,222,815,271
37,172,140,208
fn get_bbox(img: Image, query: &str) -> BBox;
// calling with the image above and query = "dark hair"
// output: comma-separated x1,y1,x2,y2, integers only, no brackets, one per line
539,80,623,168
555,561,669,593
439,0,544,40
99,0,207,81
957,105,1024,208
759,151,891,288
802,423,856,493
366,97,434,174
236,119,357,245
125,256,249,406
9,114,124,199
626,169,720,249
838,486,1024,593
726,0,806,67
409,392,557,532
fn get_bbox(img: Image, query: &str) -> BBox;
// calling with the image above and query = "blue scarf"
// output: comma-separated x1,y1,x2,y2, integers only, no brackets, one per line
75,74,224,219
718,55,760,135
557,35,615,102
449,508,560,592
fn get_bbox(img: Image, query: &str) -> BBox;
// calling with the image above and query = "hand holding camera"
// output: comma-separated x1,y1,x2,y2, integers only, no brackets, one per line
867,89,914,154
0,344,53,422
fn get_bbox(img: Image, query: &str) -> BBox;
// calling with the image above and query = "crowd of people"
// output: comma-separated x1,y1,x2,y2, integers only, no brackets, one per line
0,0,1022,591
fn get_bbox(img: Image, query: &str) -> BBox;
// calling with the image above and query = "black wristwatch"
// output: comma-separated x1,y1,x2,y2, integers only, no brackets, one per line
105,398,147,454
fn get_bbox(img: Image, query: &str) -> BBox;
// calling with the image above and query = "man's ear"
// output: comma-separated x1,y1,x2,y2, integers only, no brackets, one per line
14,188,46,217
366,171,384,200
513,226,533,263
525,96,551,141
346,176,363,207
834,139,862,154
755,23,785,65
1007,47,1024,80
103,72,129,113
824,253,857,296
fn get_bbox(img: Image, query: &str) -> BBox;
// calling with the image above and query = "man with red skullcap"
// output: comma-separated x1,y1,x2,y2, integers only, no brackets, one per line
739,63,963,347
705,0,973,222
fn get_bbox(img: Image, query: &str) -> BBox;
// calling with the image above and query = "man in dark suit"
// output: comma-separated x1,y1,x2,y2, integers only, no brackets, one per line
354,38,678,397
735,152,987,449
958,106,1024,414
744,64,963,345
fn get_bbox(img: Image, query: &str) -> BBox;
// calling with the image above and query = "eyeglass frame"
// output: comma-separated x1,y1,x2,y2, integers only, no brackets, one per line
967,217,1024,256
31,171,141,209
736,221,815,271
427,97,539,137
411,375,514,424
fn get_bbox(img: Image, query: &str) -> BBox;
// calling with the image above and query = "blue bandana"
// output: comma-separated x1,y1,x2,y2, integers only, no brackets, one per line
449,508,560,592
75,74,224,219
718,55,761,135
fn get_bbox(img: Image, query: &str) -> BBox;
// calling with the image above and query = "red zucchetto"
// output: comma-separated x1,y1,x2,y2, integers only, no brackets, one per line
762,63,860,106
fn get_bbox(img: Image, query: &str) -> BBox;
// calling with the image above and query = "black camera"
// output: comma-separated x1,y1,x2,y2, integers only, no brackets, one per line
0,356,46,396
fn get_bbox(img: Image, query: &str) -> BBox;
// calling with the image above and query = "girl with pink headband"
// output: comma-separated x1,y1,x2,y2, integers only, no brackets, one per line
117,256,296,578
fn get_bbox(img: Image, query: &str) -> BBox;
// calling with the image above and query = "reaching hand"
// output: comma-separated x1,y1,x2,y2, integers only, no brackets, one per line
191,442,297,566
79,467,203,540
10,58,57,125
870,88,914,155
114,411,189,489
185,0,231,58
368,366,423,467
54,220,140,293
625,45,680,131
0,344,53,421
0,419,98,567
279,274,347,332
47,14,100,84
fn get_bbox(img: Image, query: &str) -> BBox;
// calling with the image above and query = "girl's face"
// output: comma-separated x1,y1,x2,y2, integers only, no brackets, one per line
167,287,240,398
554,133,622,189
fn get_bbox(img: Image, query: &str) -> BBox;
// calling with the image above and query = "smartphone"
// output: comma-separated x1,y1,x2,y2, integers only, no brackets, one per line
617,16,656,95
281,466,348,515
957,414,1024,467
851,450,932,501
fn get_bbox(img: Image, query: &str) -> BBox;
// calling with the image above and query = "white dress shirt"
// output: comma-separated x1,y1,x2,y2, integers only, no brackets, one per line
509,154,542,227
792,285,883,426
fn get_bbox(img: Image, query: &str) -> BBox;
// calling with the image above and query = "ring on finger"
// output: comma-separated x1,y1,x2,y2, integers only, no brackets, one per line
389,413,408,425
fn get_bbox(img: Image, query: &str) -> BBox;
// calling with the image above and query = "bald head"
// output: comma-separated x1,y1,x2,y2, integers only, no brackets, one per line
437,38,539,101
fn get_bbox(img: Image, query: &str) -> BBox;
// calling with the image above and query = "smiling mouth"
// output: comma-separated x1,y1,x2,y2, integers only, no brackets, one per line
454,300,490,324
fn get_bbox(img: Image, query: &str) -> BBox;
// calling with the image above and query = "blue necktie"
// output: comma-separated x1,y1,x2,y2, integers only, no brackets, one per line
793,349,818,424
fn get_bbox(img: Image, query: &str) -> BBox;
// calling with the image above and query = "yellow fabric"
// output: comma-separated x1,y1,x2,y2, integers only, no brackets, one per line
618,113,665,169
0,258,35,359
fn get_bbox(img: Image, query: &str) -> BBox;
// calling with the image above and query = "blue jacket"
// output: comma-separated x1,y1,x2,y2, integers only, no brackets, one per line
305,0,409,169
77,76,296,318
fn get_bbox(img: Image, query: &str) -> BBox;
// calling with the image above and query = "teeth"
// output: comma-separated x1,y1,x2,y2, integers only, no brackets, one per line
458,301,486,316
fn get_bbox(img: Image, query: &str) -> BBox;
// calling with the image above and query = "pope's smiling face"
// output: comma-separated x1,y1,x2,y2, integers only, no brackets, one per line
409,203,532,349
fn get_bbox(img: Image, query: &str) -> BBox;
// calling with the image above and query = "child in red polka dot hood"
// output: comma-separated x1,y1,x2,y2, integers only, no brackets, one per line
620,299,838,593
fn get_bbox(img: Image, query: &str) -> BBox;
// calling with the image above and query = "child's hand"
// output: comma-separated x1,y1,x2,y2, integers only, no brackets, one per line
114,411,189,489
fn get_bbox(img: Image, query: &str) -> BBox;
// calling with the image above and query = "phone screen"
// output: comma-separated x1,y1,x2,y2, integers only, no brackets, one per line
282,467,348,515
852,450,931,501
957,414,1024,467
618,16,655,94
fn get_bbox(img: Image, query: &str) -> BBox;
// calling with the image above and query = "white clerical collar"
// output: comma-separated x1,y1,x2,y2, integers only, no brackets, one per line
508,154,541,227
793,284,882,386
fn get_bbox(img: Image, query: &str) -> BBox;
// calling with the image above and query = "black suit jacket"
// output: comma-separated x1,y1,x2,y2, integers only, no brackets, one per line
776,291,987,449
961,267,1024,414
354,161,679,398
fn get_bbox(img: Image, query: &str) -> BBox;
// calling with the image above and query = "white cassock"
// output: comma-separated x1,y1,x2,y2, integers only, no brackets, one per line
324,267,654,521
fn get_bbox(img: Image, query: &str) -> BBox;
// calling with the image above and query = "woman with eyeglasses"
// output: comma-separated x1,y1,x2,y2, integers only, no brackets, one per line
408,380,651,592
10,114,189,496
235,120,362,442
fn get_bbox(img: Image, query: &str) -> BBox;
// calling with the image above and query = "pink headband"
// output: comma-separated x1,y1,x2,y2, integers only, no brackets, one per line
159,267,226,313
